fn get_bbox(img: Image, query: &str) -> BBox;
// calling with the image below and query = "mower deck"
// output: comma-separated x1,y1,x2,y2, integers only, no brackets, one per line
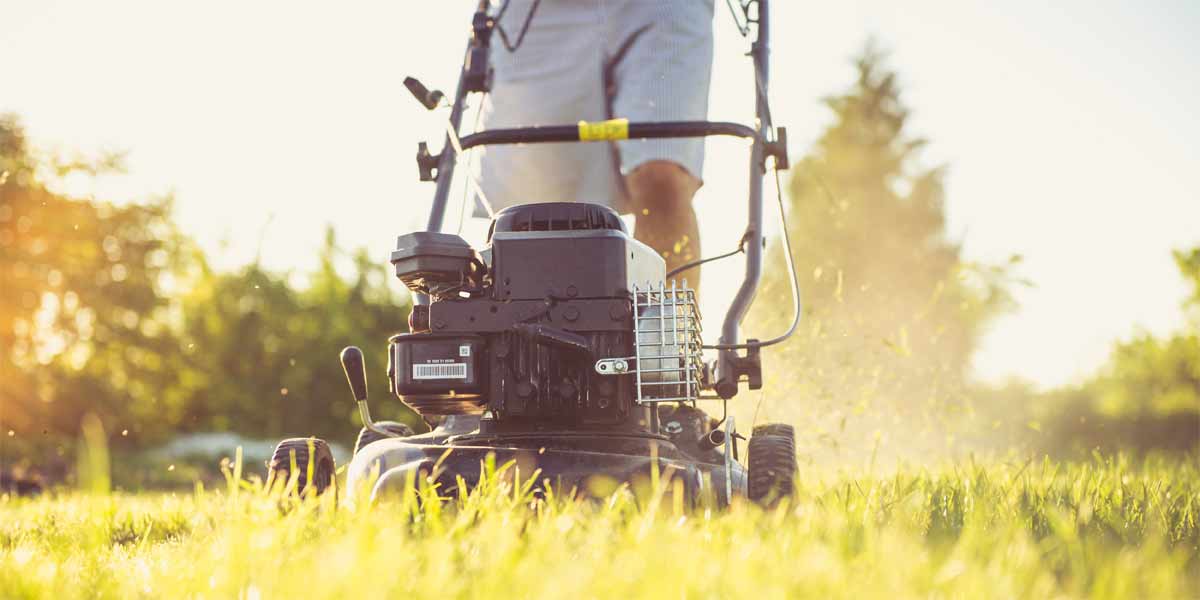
346,417,747,506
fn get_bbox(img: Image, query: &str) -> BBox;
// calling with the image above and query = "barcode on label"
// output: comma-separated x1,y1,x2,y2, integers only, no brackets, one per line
412,363,468,380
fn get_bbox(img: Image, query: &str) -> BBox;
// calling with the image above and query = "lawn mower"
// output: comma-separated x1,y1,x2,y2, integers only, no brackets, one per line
268,0,801,507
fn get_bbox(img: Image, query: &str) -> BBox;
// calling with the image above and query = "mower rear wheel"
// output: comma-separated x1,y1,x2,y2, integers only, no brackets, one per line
747,424,797,506
752,423,795,440
268,437,336,496
353,421,415,456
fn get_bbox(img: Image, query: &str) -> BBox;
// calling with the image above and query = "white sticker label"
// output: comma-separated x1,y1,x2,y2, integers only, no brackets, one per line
459,345,471,357
413,363,468,379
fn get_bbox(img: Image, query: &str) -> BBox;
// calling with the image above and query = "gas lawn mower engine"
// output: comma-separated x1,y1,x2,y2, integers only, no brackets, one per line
267,0,799,508
325,202,772,507
390,202,700,426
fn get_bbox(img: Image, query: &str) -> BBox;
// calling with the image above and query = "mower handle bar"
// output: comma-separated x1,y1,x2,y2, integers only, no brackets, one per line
456,120,759,151
423,0,773,399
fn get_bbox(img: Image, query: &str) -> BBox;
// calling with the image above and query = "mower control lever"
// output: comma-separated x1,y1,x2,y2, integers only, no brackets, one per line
403,77,444,111
512,324,592,358
341,346,369,401
463,3,495,93
416,142,440,182
340,346,402,440
714,342,763,399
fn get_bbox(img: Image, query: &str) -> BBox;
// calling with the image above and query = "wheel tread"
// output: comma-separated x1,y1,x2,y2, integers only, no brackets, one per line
268,437,336,495
747,423,797,505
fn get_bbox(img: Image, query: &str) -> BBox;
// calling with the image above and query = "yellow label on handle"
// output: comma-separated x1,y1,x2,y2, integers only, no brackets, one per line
578,118,629,141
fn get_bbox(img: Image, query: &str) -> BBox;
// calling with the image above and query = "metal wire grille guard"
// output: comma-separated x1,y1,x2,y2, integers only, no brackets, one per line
593,282,705,404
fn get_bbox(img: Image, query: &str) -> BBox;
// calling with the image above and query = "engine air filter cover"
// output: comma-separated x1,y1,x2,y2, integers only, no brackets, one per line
391,232,476,296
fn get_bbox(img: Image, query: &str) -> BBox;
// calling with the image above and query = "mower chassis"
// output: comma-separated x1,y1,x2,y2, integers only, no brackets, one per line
346,417,747,506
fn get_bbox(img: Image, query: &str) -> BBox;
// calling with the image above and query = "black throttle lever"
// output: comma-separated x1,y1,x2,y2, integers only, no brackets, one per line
512,324,592,359
404,77,445,111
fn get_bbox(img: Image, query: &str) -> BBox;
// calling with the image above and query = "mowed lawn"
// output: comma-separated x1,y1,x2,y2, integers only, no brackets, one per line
1,455,1196,599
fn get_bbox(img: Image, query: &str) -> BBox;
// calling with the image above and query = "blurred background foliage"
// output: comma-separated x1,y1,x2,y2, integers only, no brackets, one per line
1037,248,1200,454
1,49,1196,487
1,114,414,484
748,50,1196,461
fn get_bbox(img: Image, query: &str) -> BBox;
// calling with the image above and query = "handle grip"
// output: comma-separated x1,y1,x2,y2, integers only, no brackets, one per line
404,76,444,111
340,346,369,401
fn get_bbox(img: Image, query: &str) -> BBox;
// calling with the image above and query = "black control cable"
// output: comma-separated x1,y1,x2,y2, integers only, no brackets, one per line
724,0,754,37
665,233,749,280
701,160,802,351
494,0,542,52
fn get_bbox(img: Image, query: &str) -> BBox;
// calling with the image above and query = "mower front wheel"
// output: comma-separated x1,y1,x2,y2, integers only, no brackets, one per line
747,424,797,506
353,421,415,456
268,437,336,496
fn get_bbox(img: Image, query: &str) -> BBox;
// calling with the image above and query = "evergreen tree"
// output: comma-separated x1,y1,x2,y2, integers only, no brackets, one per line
747,49,1014,457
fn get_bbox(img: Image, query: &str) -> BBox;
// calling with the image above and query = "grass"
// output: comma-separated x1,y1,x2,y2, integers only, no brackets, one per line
0,454,1196,599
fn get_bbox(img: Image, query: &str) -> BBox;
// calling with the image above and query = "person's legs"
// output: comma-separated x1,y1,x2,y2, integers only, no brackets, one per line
625,160,702,292
478,1,619,216
605,0,714,294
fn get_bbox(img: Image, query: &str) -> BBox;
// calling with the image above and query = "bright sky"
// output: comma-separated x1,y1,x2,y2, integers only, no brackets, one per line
4,0,1198,389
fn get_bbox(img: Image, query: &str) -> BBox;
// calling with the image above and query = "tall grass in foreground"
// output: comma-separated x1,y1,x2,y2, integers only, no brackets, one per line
0,455,1196,599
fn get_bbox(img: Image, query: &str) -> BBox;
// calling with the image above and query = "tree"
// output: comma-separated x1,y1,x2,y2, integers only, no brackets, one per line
1,114,190,474
2,113,416,483
1175,247,1200,325
744,48,1015,458
1038,246,1199,454
175,229,415,443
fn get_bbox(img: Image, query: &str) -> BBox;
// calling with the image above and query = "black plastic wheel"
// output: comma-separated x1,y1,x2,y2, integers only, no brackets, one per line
752,423,795,441
353,421,415,456
268,437,336,496
747,424,797,506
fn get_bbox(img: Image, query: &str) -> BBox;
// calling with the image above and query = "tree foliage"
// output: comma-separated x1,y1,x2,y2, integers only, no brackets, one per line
1,114,414,478
1175,247,1200,324
1,115,190,473
748,49,1014,452
744,49,1194,457
1039,246,1200,454
174,230,414,442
